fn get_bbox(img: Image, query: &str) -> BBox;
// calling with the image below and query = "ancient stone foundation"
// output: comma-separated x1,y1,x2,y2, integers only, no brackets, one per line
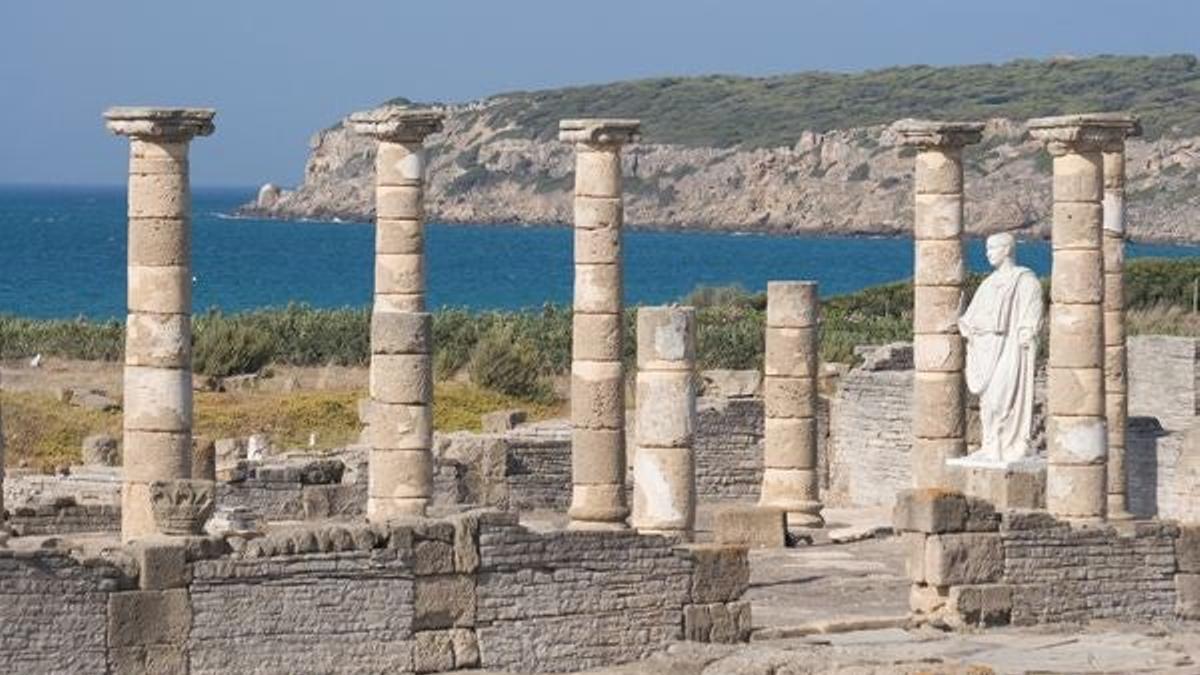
897,489,1187,628
105,107,215,541
0,511,749,674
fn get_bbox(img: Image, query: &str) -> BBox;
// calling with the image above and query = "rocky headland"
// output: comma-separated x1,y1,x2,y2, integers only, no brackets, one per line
242,56,1200,243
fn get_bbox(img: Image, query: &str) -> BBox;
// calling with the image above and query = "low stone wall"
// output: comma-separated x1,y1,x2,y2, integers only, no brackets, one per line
897,489,1185,628
0,511,750,674
6,499,120,536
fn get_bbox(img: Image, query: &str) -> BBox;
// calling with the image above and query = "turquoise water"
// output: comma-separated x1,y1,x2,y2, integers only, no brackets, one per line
1,185,1197,320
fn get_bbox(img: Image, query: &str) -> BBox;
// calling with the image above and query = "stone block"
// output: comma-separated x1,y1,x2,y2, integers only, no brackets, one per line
375,252,424,295
636,306,695,371
376,218,423,254
893,489,967,534
1052,151,1103,203
712,505,786,548
128,172,189,219
574,224,620,264
1052,202,1104,250
631,445,695,534
122,481,159,541
368,449,432,500
567,483,628,523
911,438,967,489
914,148,963,195
946,459,1046,511
133,536,189,590
481,409,527,433
1177,526,1200,573
763,375,815,418
635,372,695,448
903,532,927,582
124,366,193,432
377,185,423,219
573,195,622,229
913,333,965,372
1045,462,1106,518
109,645,187,675
122,431,191,482
1051,249,1103,305
675,543,750,603
758,467,820,515
912,371,964,439
572,311,622,361
107,589,191,648
128,217,188,267
683,602,751,643
924,532,1003,586
766,281,819,328
413,574,476,630
763,417,817,469
574,263,622,313
369,354,432,405
913,192,963,239
914,239,965,286
1046,415,1107,463
413,539,455,576
371,311,431,355
913,286,963,334
764,327,818,377
413,630,455,674
1049,304,1104,368
571,361,624,430
127,265,190,314
361,402,432,450
376,141,425,186
1178,574,1200,620
574,148,622,197
571,428,625,484
910,583,949,616
947,584,1013,628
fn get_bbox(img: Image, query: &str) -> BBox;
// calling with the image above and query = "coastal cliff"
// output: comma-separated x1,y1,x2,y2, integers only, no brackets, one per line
242,56,1200,243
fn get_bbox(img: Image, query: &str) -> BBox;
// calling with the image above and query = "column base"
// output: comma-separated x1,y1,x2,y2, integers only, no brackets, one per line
366,497,428,522
567,519,629,532
945,455,1046,510
633,527,692,542
568,484,629,528
1106,494,1135,521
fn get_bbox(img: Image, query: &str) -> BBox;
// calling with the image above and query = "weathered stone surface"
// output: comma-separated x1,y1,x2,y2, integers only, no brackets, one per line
682,601,752,644
481,409,527,433
108,589,191,648
893,489,967,534
1177,574,1200,620
413,574,476,630
82,433,120,466
924,532,1003,586
713,505,786,549
133,537,188,590
674,544,750,604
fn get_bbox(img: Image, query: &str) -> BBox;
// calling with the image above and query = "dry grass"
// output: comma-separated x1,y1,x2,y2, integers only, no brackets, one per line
1127,305,1200,337
2,383,564,473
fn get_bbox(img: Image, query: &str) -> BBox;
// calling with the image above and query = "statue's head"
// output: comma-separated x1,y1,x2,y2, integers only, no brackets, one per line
985,232,1016,269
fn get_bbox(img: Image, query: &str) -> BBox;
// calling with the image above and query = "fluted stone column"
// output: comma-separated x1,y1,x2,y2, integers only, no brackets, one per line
632,306,697,540
760,282,824,527
895,121,983,489
560,118,640,530
1030,114,1132,520
105,107,215,541
1101,117,1142,520
349,107,444,521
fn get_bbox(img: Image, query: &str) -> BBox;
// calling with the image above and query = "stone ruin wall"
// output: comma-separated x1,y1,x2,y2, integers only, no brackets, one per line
0,512,749,674
896,490,1188,629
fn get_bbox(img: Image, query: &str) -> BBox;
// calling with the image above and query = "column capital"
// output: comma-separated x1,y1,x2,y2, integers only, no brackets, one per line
1028,113,1141,155
104,107,215,141
348,106,445,143
893,120,984,149
559,118,641,146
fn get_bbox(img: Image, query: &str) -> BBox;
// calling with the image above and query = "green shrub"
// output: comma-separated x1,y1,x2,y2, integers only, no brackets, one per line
193,316,276,377
467,326,550,400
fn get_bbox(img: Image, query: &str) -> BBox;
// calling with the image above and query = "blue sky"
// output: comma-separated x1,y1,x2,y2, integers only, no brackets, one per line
2,0,1198,188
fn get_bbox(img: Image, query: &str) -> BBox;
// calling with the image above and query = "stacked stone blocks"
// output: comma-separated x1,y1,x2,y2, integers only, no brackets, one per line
760,281,824,526
105,107,215,541
1029,114,1137,520
560,118,641,530
349,107,444,520
633,306,698,540
895,121,983,489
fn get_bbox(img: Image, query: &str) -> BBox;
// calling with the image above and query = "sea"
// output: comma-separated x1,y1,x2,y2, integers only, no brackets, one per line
2,185,1198,320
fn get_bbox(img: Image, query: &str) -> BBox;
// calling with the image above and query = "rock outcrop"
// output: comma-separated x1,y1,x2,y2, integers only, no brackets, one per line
241,101,1200,243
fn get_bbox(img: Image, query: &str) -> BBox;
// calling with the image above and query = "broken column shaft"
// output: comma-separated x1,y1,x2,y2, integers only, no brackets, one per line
632,306,697,540
349,107,444,520
560,118,641,530
760,281,824,527
105,106,215,541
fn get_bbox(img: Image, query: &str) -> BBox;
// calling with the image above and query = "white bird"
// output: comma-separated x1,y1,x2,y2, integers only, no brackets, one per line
29,353,42,368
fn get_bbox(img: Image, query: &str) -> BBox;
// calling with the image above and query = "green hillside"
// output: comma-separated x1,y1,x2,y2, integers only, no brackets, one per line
454,54,1200,147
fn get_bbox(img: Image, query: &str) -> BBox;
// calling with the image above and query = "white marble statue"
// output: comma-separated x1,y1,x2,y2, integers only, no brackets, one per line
958,233,1044,463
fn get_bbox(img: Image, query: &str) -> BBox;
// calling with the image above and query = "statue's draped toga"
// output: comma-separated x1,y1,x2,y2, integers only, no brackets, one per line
959,260,1044,463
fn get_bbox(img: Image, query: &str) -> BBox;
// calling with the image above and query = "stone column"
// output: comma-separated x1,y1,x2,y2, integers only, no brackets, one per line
760,281,824,528
1101,117,1142,520
349,107,444,520
560,118,641,530
105,107,215,541
632,306,697,540
1029,114,1133,520
895,121,983,489
1,376,6,526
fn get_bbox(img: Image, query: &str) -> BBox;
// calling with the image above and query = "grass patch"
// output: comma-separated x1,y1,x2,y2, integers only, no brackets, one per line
0,391,120,472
